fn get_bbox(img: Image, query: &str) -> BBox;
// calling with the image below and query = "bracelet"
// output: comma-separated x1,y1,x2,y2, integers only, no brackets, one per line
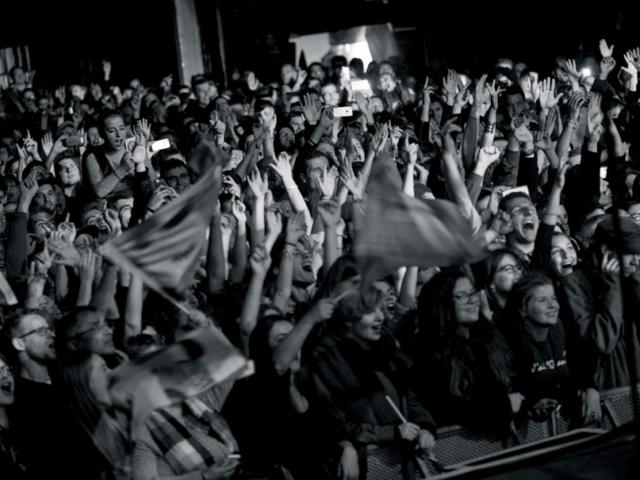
352,198,363,204
486,123,496,134
285,241,297,248
285,184,298,191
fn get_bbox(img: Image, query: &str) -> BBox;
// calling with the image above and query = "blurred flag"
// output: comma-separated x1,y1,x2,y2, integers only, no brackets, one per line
100,142,223,302
354,156,486,287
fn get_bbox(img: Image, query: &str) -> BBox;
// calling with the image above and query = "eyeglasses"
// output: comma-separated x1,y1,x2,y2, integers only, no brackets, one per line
497,264,523,275
18,325,54,339
68,319,112,340
453,290,479,304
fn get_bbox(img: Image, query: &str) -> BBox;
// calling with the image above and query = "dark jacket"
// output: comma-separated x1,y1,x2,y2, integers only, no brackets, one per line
559,265,640,390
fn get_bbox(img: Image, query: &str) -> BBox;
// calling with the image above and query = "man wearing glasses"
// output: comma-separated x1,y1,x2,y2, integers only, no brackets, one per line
7,312,62,478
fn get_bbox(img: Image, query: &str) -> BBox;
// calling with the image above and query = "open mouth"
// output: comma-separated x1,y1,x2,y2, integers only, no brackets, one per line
371,324,383,334
302,263,313,273
523,221,536,232
0,381,14,396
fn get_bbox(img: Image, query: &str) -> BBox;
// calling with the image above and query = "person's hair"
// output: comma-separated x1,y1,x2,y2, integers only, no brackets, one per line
349,58,365,77
482,248,525,289
330,286,385,336
502,273,554,330
248,315,288,377
159,157,190,180
331,56,347,69
55,306,100,356
96,109,122,137
499,191,531,212
191,75,210,90
314,254,360,301
57,350,129,467
58,350,103,433
417,269,515,396
81,200,106,221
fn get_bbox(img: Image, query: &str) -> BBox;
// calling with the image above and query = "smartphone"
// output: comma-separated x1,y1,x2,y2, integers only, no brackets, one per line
333,106,353,118
64,136,85,147
351,79,371,92
150,138,171,152
228,454,242,460
341,66,350,79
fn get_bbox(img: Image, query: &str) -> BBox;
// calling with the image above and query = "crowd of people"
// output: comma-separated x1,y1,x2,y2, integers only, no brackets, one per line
1,34,640,480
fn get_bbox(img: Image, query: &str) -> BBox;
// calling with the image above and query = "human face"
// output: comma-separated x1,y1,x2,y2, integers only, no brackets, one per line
88,354,112,408
321,84,340,107
31,211,54,238
268,321,294,350
0,146,9,165
506,93,525,120
194,82,211,107
281,64,296,85
33,184,57,213
291,237,316,285
0,358,15,406
507,196,539,244
429,102,443,125
373,280,397,318
57,158,81,187
379,63,394,76
12,67,26,85
310,64,325,81
379,73,396,93
16,314,56,362
453,277,480,324
525,284,559,325
164,166,191,194
557,205,569,234
628,204,640,226
305,156,329,189
82,208,104,229
550,234,577,277
289,115,305,135
67,310,115,356
74,234,97,255
351,307,385,342
278,127,295,150
102,115,126,151
492,254,523,295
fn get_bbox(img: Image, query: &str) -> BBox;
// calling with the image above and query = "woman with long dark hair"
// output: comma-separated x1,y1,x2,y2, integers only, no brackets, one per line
412,269,521,436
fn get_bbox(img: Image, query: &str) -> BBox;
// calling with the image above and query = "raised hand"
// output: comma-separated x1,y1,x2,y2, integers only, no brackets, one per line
423,75,435,100
41,132,54,157
78,249,97,284
48,233,81,267
599,39,615,58
486,80,503,109
209,111,226,136
538,78,562,110
316,165,339,199
568,91,586,122
18,176,39,211
353,92,372,117
476,145,501,168
247,168,269,199
627,47,640,71
307,297,336,323
317,198,341,228
135,118,151,143
285,211,307,244
442,69,458,99
265,208,283,239
269,152,295,185
318,106,335,130
230,197,247,225
339,158,364,200
371,122,389,154
403,133,419,165
249,244,272,276
57,214,77,244
473,74,489,107
259,106,277,136
33,243,53,277
564,59,581,90
147,185,178,212
622,51,639,77
587,93,603,137
441,118,462,154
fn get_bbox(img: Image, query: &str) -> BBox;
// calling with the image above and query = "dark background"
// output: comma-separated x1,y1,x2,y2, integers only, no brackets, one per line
0,0,635,88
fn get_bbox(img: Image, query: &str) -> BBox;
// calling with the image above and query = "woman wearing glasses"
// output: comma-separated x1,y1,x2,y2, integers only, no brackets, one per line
412,269,522,436
483,248,525,317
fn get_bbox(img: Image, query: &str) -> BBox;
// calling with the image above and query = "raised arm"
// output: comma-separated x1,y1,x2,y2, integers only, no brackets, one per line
238,245,271,355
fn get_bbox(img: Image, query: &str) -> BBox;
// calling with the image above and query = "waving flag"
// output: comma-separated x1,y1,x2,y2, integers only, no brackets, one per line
100,142,223,301
354,156,486,287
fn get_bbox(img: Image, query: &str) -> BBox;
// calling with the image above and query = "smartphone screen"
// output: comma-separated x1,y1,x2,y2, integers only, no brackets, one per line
151,138,171,152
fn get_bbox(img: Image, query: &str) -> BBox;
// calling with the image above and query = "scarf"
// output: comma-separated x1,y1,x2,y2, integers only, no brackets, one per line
147,396,238,474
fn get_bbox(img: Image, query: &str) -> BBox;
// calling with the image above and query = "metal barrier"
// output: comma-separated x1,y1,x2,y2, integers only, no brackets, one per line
420,384,640,477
